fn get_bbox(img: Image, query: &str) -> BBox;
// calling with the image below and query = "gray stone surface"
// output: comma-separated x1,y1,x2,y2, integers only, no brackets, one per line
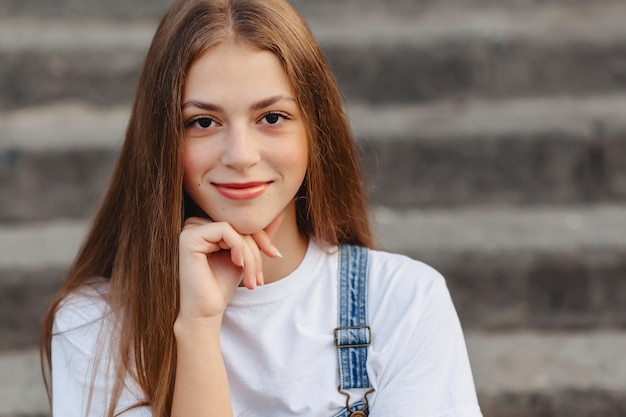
479,390,626,417
467,331,626,394
373,205,626,255
3,4,626,108
0,147,117,221
0,220,87,271
0,0,622,19
0,268,66,350
0,349,48,417
376,205,626,329
0,221,87,349
355,95,626,208
473,330,626,415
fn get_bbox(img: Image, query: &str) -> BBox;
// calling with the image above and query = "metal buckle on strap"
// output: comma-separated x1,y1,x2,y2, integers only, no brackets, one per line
337,385,375,416
333,325,372,348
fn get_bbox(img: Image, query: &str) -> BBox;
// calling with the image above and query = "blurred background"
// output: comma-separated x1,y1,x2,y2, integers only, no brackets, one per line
2,0,626,415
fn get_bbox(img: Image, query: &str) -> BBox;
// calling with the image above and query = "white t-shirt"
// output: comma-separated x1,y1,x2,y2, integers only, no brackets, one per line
52,240,482,417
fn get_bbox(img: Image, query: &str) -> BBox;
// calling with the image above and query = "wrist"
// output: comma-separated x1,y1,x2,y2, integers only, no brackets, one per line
174,315,223,341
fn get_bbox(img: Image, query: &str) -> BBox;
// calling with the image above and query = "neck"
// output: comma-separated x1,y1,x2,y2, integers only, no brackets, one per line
261,202,309,284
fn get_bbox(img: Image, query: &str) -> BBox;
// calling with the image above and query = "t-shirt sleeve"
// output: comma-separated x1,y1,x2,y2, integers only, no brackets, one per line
367,257,482,417
51,290,152,417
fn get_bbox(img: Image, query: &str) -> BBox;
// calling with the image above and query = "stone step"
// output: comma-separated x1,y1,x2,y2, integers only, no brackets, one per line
468,331,626,417
0,0,620,19
2,204,625,351
2,331,626,417
0,220,84,350
374,204,626,331
2,3,626,108
0,104,126,222
3,94,626,221
354,94,626,208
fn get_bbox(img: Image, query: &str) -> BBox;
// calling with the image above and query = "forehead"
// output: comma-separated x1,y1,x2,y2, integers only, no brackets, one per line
183,40,295,104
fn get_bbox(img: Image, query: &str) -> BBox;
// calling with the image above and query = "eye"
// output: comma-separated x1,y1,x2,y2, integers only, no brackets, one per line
259,112,289,126
185,116,216,130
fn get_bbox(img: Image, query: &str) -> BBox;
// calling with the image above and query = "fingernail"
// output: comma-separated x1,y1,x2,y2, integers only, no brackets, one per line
258,271,265,286
271,246,283,258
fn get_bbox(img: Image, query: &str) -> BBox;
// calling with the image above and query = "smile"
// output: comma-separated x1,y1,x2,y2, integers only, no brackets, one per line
212,181,272,200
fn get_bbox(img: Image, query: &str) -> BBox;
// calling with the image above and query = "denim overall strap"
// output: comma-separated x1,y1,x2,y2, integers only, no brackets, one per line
335,244,371,390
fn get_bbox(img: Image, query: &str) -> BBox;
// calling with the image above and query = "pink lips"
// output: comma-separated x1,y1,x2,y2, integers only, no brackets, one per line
213,181,271,200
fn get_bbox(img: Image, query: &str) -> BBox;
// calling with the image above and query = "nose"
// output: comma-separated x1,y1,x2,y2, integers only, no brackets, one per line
220,125,260,171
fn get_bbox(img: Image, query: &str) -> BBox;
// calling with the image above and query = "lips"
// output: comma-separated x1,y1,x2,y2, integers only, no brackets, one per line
212,181,272,200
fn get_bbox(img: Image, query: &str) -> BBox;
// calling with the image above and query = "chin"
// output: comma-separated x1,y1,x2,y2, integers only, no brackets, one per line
230,222,264,235
211,213,269,235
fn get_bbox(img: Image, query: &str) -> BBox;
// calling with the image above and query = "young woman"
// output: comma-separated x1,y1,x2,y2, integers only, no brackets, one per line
41,0,482,416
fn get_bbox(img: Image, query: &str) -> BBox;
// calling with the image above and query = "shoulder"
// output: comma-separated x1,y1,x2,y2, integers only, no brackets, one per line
366,248,445,304
364,248,457,333
53,279,111,338
366,248,442,282
362,249,481,415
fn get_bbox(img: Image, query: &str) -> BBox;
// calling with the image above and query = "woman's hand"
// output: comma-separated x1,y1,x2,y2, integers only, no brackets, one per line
172,216,283,417
177,214,284,321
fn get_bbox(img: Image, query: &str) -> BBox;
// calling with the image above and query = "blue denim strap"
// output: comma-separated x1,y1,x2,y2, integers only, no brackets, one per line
335,244,371,390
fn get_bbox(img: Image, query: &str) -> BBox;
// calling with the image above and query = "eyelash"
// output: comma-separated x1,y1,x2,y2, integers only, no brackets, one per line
260,111,290,125
184,112,291,130
184,116,215,129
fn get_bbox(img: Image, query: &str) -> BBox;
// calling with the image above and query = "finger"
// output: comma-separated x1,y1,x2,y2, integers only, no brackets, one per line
244,235,264,286
251,231,282,259
251,213,285,258
181,221,246,268
264,212,285,238
183,216,213,227
240,239,258,290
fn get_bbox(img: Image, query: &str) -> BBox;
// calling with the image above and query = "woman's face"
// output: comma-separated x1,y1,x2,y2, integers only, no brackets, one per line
181,40,308,235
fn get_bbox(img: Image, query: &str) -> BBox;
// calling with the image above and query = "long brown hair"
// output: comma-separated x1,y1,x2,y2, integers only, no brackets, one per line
41,0,373,415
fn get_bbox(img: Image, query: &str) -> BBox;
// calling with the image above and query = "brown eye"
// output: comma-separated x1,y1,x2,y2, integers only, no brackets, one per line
198,118,213,128
185,116,215,129
260,112,289,126
264,113,281,124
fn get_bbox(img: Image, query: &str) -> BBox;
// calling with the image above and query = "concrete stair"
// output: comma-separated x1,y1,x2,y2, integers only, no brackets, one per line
4,3,626,107
1,0,626,416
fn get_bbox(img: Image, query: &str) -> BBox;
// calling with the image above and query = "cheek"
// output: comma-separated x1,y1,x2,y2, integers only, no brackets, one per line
296,147,309,177
182,145,204,186
182,139,213,170
285,132,309,176
277,142,308,181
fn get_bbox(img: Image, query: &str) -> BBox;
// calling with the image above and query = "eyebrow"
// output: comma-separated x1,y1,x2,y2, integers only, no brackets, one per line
181,95,296,112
